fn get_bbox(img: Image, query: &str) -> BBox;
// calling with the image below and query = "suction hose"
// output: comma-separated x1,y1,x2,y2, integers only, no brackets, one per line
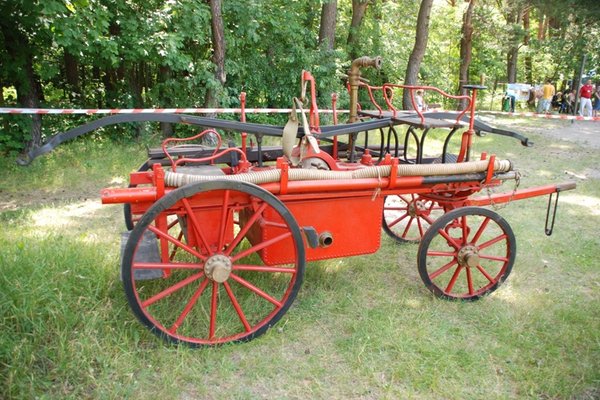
164,159,512,187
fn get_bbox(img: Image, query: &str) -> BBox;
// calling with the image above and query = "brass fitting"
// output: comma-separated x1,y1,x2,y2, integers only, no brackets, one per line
348,56,383,123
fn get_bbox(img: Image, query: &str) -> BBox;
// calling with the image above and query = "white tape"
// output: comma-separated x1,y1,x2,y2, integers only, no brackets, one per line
0,107,348,115
1,107,597,121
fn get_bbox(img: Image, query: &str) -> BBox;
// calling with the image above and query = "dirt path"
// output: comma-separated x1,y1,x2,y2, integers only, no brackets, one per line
486,117,600,149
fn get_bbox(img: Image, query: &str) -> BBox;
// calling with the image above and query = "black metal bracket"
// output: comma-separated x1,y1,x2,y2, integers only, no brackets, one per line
544,192,560,236
301,226,319,249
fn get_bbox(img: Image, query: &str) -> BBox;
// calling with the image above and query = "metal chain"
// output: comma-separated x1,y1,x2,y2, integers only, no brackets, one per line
484,170,521,210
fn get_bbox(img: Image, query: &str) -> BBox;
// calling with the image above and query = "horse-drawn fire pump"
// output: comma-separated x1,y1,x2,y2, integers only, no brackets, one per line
21,57,575,346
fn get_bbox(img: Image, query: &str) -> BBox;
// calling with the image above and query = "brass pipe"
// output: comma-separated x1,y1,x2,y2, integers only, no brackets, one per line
348,56,383,123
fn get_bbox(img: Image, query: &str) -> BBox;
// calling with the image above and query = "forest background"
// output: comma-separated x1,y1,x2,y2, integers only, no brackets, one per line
1,0,599,156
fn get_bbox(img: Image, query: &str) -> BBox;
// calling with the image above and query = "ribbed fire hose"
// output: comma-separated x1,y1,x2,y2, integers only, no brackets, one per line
164,159,512,188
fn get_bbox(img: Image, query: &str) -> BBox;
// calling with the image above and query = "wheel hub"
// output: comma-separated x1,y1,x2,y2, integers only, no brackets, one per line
408,200,427,217
457,245,480,268
204,254,233,283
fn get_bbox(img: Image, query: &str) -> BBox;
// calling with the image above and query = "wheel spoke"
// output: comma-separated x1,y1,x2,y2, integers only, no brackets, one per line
427,250,456,257
399,195,413,204
168,278,210,334
133,261,200,270
385,206,409,212
230,231,292,263
478,254,509,262
229,273,282,307
262,220,290,229
181,198,213,255
476,264,495,283
461,215,469,242
209,282,218,340
466,267,474,295
388,213,409,228
141,272,204,308
401,216,415,238
436,227,462,249
477,233,507,250
416,216,425,237
430,203,443,212
471,217,491,244
233,264,297,273
223,281,252,333
225,202,268,256
167,218,179,230
421,213,436,224
148,224,206,262
429,259,458,279
169,230,185,261
445,265,463,293
217,190,231,250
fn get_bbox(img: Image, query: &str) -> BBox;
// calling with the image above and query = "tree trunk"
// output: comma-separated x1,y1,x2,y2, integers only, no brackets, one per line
458,0,476,110
523,8,532,84
507,50,519,83
347,0,368,60
102,67,118,106
0,20,43,153
403,0,434,109
64,50,81,100
319,0,337,50
128,63,144,108
506,5,523,84
537,14,545,40
204,0,226,110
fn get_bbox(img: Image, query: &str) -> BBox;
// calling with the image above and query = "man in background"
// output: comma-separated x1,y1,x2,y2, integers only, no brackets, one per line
538,79,555,113
579,79,594,117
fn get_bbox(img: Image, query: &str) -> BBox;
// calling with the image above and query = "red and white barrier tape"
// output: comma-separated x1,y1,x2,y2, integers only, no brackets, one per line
424,108,599,121
1,107,598,121
478,110,600,121
0,107,347,115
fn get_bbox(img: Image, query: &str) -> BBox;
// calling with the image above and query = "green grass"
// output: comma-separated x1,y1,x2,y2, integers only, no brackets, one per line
0,119,599,399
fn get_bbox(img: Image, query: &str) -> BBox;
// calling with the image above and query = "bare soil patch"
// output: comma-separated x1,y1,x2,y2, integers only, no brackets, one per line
488,117,600,149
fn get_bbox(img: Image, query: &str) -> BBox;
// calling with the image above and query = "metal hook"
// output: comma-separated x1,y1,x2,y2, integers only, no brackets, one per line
544,192,560,236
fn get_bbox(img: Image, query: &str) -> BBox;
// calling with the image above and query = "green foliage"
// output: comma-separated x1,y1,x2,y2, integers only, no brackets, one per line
0,117,31,155
1,0,599,154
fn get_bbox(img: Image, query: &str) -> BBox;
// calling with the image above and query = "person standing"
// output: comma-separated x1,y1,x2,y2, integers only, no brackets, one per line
414,89,427,112
538,79,555,113
579,79,594,117
592,85,600,118
567,89,576,114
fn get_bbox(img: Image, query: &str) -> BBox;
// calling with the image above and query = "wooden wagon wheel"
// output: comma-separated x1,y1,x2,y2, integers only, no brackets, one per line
417,207,516,300
121,180,305,346
382,194,444,243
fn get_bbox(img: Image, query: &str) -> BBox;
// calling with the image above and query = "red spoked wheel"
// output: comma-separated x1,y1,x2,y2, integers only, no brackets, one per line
382,194,444,243
121,180,305,346
417,207,516,300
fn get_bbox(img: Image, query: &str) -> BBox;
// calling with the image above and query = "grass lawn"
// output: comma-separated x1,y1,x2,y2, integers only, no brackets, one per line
0,117,598,399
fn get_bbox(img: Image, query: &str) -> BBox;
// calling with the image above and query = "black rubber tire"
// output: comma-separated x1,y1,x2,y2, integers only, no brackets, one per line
417,207,516,301
121,180,305,346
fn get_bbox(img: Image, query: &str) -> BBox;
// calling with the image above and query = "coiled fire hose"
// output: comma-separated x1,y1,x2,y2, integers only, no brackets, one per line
164,159,512,188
